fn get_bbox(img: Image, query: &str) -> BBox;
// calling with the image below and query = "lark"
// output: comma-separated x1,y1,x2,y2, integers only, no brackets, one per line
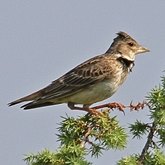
9,32,149,113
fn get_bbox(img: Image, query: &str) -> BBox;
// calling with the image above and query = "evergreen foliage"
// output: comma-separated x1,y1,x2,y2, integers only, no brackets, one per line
24,75,165,165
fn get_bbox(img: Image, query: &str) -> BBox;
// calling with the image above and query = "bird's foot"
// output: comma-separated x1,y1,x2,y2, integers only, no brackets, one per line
68,101,146,115
92,102,126,114
73,107,102,116
68,102,102,115
86,108,102,116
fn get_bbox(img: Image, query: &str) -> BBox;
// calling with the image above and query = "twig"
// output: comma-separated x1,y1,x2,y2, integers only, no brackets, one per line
80,127,92,148
139,122,156,164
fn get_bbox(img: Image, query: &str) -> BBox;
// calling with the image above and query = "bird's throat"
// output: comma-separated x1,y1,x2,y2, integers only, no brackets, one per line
117,57,135,71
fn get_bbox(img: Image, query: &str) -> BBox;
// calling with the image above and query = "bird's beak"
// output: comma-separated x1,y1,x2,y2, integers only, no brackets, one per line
137,46,150,54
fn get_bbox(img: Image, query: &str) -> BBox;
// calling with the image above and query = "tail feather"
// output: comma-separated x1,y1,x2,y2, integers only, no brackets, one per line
21,101,55,110
8,98,25,106
8,90,44,106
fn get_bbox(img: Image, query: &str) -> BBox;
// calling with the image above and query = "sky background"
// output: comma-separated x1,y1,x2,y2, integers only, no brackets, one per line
1,1,165,165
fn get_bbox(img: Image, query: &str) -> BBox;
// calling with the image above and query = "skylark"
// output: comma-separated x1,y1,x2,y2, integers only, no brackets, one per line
9,32,149,113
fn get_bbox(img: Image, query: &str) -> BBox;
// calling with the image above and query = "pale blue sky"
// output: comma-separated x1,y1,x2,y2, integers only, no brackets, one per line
1,1,165,165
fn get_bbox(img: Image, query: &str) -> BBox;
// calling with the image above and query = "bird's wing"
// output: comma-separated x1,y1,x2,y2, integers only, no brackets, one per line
39,55,112,100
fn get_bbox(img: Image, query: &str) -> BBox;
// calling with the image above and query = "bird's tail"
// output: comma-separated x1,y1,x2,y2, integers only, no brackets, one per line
8,90,43,106
21,101,55,110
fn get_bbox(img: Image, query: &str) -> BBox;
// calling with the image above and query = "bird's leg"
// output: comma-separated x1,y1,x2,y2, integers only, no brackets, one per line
68,102,101,115
92,102,126,112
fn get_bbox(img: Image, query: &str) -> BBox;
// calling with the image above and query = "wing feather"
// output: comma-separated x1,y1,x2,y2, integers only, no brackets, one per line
39,55,110,100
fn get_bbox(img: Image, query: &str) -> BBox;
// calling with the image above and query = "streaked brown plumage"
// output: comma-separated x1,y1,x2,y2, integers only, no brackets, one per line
8,32,149,112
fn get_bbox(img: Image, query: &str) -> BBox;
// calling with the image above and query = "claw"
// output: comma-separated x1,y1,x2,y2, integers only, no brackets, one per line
107,102,126,115
92,102,126,114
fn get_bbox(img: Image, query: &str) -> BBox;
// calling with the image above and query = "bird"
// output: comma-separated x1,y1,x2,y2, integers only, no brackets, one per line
8,31,149,113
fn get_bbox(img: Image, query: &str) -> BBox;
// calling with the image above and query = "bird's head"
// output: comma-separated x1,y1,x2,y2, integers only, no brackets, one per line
106,31,150,61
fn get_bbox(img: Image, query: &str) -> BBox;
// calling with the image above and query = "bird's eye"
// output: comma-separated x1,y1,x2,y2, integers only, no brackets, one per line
128,42,134,47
